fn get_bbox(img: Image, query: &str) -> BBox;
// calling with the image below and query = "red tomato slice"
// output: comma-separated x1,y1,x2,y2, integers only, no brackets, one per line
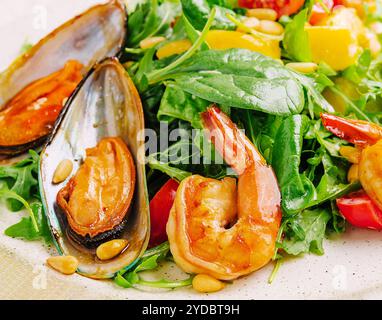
310,0,334,25
149,179,179,247
238,0,305,17
337,191,382,230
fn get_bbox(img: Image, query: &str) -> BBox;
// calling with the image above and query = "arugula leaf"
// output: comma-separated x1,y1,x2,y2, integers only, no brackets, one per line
147,6,216,84
182,14,210,51
309,136,359,207
115,242,193,289
181,0,236,30
0,152,52,242
0,181,39,232
0,150,39,211
283,9,312,62
282,208,331,256
5,199,52,243
147,121,229,182
147,136,196,182
339,50,382,120
343,50,372,85
148,158,193,182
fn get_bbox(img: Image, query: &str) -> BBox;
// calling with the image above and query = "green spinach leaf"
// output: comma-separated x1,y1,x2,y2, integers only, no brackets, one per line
272,115,316,214
155,49,306,115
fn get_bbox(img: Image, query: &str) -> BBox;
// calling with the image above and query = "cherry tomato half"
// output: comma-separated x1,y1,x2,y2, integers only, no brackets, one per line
238,0,306,18
149,179,179,247
321,113,382,147
337,191,382,230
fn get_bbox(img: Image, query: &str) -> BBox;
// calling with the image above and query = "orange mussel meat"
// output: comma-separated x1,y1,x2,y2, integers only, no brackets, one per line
57,137,136,239
0,60,83,148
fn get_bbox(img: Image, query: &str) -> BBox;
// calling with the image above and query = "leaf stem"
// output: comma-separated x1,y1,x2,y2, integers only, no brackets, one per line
0,191,39,232
272,221,285,260
147,7,216,84
137,276,193,289
268,259,283,284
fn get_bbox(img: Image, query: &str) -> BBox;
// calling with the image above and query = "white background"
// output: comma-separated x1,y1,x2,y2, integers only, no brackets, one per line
1,0,382,299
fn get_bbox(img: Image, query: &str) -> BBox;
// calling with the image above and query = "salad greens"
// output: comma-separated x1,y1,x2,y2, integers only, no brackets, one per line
126,0,350,267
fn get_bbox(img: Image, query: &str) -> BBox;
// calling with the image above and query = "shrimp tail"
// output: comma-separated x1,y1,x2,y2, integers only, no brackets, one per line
201,105,264,175
321,113,382,147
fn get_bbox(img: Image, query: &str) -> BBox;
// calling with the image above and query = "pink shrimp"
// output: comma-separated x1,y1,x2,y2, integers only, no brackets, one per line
166,106,281,280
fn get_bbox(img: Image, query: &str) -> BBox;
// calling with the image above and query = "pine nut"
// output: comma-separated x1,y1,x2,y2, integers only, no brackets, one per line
348,164,359,183
192,274,225,293
52,159,73,184
237,17,260,33
47,256,78,275
286,62,318,74
246,8,277,21
140,36,166,49
96,239,129,261
339,146,361,164
257,20,284,36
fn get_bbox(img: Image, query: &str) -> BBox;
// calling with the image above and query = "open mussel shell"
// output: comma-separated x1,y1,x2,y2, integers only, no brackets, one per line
0,0,127,156
39,58,150,279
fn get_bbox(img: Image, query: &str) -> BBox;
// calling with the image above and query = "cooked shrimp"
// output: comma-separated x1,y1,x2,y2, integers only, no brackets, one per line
321,113,382,210
166,106,281,280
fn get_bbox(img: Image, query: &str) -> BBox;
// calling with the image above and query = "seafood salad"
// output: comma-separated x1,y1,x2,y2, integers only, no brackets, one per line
1,0,382,294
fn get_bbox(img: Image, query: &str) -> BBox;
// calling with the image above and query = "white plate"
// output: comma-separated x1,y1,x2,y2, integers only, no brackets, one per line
1,0,382,300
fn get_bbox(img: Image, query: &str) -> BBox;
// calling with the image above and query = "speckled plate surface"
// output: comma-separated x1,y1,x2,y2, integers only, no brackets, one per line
1,0,382,300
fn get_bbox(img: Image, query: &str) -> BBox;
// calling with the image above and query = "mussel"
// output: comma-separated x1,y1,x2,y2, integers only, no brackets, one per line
39,58,150,279
0,0,127,157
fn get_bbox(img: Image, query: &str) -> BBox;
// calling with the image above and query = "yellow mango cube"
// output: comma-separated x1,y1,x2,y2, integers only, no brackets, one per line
306,26,361,71
205,30,281,59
